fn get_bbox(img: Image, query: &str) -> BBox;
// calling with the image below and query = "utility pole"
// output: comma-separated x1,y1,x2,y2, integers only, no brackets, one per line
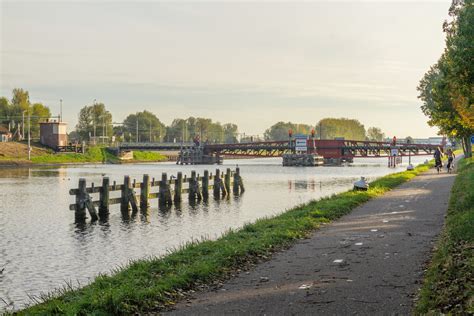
136,116,139,142
27,110,31,160
149,119,152,142
22,110,25,141
93,99,96,144
102,115,105,144
60,99,63,122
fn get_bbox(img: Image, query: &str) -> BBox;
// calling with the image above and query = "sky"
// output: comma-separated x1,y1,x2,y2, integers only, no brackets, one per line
0,1,451,138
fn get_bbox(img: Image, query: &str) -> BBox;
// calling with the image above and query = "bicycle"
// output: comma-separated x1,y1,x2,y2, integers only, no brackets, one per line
447,158,454,173
435,159,442,174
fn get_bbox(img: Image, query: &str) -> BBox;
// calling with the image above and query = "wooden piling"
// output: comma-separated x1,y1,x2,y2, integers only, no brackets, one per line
99,177,110,219
213,168,221,198
202,170,209,200
159,172,172,205
225,168,231,194
75,178,87,221
234,167,245,194
189,170,202,201
121,175,131,216
140,174,150,211
174,172,183,203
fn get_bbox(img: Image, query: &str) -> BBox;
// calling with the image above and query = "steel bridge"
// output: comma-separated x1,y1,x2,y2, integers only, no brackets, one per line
118,139,438,160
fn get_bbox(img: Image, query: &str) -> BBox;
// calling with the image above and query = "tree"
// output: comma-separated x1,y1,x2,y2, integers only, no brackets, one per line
122,111,165,142
76,103,113,142
165,117,239,143
418,56,472,157
443,0,474,128
418,0,473,157
30,103,51,138
264,122,297,141
223,123,238,143
316,118,366,140
366,127,385,142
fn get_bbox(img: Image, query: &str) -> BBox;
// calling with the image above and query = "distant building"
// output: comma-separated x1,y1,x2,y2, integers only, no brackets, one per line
40,121,68,149
0,125,12,142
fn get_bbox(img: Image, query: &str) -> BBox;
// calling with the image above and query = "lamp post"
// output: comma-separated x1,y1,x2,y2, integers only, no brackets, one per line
60,99,63,122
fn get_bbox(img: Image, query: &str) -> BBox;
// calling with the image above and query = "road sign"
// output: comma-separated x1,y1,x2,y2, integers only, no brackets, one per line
295,135,307,152
471,135,474,144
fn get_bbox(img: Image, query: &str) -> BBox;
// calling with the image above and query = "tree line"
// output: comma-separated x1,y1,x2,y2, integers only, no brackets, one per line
263,120,385,142
1,88,387,144
0,89,51,139
418,0,473,157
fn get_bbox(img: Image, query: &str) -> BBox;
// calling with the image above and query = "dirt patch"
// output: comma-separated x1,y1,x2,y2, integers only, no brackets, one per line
0,142,51,159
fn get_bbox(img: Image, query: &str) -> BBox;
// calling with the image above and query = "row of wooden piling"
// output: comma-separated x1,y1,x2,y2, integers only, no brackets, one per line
70,168,244,222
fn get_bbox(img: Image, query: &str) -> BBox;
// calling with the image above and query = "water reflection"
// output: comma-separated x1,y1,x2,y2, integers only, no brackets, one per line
0,156,429,311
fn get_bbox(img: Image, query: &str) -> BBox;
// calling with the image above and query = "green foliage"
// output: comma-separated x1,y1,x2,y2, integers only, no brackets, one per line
418,0,473,157
21,163,431,315
366,127,385,141
76,102,113,142
165,117,238,143
121,111,165,142
264,122,312,141
415,157,474,315
316,118,366,140
0,89,52,140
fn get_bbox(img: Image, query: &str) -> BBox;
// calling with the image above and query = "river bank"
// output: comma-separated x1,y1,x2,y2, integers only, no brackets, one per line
18,161,434,314
0,142,168,168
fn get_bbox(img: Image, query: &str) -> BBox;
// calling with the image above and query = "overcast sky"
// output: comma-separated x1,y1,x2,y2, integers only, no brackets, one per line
1,1,450,137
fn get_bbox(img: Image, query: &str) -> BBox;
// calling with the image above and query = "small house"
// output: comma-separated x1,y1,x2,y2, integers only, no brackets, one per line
40,120,68,149
0,126,12,142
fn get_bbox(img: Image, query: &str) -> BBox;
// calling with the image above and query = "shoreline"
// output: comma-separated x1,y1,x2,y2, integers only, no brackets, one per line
18,161,435,314
0,159,171,169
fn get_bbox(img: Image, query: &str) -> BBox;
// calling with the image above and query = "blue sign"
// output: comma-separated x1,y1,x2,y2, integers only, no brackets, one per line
471,135,474,144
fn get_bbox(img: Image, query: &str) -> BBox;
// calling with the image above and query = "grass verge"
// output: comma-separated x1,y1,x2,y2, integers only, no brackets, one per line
415,157,474,315
132,150,167,162
31,146,118,164
20,162,433,315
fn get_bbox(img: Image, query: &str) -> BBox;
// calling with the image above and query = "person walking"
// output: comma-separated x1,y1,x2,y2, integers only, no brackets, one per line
434,147,443,173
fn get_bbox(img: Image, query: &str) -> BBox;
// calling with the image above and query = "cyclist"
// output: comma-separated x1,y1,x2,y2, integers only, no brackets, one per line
446,148,455,173
434,147,443,173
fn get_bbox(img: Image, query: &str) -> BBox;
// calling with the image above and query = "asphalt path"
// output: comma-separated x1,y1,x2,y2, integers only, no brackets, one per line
166,168,456,315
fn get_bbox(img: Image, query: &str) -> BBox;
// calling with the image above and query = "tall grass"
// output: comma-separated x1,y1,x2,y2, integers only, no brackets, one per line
20,163,432,315
415,157,474,315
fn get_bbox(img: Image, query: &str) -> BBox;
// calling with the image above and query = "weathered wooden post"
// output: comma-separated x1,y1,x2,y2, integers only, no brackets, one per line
75,178,87,222
174,172,183,203
140,174,150,212
233,167,245,195
202,170,209,200
213,168,221,198
159,172,172,205
189,170,202,201
99,177,110,219
121,175,131,217
225,168,231,194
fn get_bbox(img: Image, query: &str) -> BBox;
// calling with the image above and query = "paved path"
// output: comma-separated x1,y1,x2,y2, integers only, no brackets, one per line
166,169,456,315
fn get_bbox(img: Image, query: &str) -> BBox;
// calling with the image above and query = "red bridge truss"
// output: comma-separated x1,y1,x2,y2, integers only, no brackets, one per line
204,139,438,160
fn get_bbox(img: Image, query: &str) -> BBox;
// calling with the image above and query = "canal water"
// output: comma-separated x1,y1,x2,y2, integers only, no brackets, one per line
0,156,428,310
